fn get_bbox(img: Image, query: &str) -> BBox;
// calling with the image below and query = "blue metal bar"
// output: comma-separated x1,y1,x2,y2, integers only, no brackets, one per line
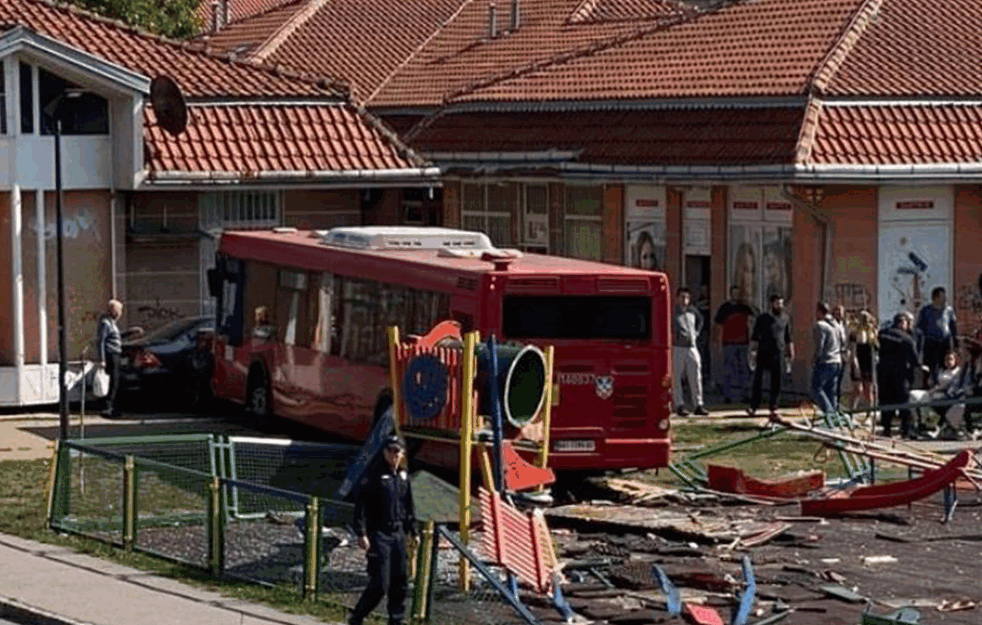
551,573,576,623
652,564,681,616
487,335,506,493
732,556,756,625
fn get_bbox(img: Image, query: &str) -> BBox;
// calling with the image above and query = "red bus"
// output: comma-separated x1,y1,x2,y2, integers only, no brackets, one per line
209,227,672,472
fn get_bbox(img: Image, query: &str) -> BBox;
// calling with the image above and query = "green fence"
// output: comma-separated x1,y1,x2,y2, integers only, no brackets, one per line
47,436,543,624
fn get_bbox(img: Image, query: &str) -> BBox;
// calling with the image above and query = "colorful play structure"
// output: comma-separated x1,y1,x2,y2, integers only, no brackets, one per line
352,320,569,621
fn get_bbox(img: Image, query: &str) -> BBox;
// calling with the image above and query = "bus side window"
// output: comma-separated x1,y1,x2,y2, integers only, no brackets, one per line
277,269,308,346
312,272,339,355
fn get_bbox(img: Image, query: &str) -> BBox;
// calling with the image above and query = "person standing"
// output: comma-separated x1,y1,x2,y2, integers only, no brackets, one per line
748,294,794,417
95,299,124,418
349,435,416,625
673,287,708,416
916,287,958,385
714,286,756,403
811,302,842,416
849,309,879,412
831,305,850,409
877,313,921,438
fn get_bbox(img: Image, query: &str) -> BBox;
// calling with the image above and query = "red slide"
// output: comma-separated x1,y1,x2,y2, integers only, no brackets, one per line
801,450,975,516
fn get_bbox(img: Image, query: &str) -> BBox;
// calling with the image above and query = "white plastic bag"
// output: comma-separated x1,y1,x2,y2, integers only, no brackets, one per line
92,366,110,398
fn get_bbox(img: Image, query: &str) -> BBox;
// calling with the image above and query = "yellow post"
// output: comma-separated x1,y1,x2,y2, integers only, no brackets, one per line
458,330,479,591
386,325,403,437
537,345,555,471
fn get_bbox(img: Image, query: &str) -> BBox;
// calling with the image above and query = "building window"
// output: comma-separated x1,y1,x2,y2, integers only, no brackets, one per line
564,185,603,261
461,182,516,246
522,184,549,252
727,186,793,312
199,191,281,230
38,68,109,135
19,63,32,134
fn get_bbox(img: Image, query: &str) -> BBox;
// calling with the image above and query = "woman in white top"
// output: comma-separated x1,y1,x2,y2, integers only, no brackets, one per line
909,350,961,436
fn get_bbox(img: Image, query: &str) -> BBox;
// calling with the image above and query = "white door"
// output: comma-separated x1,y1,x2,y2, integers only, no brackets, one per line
877,222,952,325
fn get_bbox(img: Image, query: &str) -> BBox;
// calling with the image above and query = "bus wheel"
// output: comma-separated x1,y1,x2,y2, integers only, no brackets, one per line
245,368,271,420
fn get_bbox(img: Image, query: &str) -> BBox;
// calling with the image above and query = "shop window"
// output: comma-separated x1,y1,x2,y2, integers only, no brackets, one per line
38,68,109,135
728,187,793,311
461,182,516,246
522,184,549,252
19,63,32,134
200,191,281,230
564,186,603,261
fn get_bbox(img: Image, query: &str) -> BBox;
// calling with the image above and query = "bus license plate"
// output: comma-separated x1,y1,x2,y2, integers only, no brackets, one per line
554,439,596,453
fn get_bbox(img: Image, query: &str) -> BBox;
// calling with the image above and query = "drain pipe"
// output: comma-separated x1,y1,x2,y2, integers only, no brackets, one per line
781,184,831,302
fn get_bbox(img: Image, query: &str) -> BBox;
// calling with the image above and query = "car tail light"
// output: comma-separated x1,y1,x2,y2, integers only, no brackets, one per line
134,350,161,369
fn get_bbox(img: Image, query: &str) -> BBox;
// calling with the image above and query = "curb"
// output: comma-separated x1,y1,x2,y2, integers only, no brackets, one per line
0,597,93,625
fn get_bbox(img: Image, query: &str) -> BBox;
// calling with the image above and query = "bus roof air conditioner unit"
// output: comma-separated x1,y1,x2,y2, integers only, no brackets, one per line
322,226,495,252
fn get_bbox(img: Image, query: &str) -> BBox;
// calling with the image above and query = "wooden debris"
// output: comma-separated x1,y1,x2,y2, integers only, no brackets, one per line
602,478,679,504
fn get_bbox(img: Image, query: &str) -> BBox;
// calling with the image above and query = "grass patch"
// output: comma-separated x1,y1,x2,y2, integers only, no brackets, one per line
0,457,352,624
650,420,911,486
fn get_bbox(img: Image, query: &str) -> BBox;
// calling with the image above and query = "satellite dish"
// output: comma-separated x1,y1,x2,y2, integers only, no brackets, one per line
150,75,188,137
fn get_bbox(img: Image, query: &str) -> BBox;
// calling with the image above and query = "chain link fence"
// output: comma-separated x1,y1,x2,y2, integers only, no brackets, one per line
48,436,544,624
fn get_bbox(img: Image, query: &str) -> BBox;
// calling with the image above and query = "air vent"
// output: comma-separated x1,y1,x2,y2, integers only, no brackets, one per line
506,277,560,293
322,226,494,251
597,277,649,294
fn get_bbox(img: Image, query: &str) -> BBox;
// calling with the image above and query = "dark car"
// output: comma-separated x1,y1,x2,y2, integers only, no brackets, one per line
120,316,214,407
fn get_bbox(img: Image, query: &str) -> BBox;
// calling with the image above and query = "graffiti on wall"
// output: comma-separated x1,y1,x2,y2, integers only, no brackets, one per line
830,282,872,315
136,299,183,325
955,275,982,335
878,225,951,325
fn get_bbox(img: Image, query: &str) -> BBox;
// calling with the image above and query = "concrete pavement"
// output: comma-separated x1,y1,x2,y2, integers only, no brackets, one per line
0,533,340,625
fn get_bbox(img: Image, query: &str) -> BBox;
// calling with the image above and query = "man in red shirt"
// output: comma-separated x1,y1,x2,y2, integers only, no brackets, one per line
714,286,756,403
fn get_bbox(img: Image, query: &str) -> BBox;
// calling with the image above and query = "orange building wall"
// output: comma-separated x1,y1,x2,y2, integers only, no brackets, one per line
602,185,624,265
954,185,982,337
665,187,682,285
820,186,878,315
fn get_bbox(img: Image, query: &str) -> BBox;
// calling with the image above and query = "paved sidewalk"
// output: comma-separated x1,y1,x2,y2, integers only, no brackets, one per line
0,533,339,625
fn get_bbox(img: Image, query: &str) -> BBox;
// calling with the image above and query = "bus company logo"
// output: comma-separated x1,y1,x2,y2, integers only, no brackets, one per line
595,376,614,400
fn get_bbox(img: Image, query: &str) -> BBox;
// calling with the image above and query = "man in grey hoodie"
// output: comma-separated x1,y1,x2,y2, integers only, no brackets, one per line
673,287,708,416
811,301,842,416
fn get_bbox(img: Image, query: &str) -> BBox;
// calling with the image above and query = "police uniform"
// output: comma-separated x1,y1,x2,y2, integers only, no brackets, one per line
349,438,416,625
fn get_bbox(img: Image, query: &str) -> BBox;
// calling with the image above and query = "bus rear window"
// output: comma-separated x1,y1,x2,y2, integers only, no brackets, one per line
503,296,651,340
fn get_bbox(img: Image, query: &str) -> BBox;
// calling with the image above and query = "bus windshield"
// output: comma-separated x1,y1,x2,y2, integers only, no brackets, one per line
503,295,651,340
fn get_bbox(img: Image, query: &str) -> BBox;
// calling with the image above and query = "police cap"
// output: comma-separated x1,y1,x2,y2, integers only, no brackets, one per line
384,435,406,451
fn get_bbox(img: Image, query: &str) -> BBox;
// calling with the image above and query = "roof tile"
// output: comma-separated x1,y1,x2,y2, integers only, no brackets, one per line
146,103,426,175
1,0,341,97
810,105,982,165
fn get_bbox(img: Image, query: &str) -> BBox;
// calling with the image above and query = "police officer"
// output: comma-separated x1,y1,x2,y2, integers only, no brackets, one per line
877,313,921,438
349,435,416,625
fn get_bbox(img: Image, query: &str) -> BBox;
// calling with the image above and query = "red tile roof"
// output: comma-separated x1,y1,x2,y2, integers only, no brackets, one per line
411,108,804,165
145,103,427,176
809,105,982,166
0,0,342,97
196,0,298,29
201,0,306,57
824,0,982,96
439,0,865,105
567,0,693,23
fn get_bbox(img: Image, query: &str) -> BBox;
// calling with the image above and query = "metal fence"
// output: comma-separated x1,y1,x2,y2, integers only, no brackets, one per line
48,436,543,624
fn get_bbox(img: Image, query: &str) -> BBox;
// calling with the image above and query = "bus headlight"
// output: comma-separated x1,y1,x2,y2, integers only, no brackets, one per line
658,419,670,430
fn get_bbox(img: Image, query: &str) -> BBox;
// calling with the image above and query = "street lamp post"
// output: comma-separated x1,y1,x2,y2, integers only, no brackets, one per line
46,90,83,440
54,115,67,439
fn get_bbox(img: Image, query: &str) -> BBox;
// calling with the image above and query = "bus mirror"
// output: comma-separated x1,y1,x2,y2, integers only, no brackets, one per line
476,344,547,428
206,268,222,298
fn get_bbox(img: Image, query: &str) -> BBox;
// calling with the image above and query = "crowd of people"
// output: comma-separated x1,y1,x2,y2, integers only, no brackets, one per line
675,285,982,441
